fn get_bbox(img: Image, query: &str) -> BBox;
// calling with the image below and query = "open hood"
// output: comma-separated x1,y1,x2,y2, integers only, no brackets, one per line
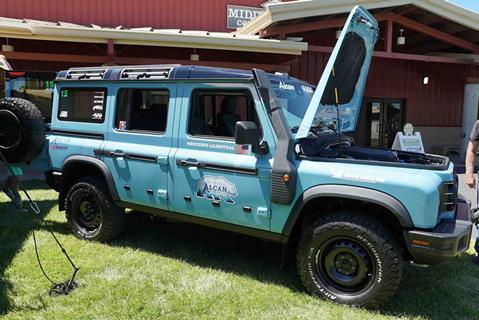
295,6,378,139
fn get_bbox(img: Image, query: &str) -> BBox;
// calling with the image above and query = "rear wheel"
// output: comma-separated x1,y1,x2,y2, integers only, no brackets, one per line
297,211,402,308
66,177,125,242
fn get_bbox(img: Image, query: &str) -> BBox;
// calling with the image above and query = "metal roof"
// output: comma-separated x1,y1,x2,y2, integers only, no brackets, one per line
55,64,312,83
0,16,307,55
238,0,479,35
0,0,266,33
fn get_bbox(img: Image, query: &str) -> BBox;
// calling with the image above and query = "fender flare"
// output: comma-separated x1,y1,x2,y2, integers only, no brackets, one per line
282,184,413,237
62,155,120,201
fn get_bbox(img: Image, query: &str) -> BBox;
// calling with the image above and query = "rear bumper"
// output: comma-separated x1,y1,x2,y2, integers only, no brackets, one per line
404,197,473,265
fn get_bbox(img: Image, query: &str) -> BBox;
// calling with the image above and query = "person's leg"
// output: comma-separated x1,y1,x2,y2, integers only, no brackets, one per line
2,175,23,210
473,181,479,264
475,223,479,254
473,224,479,265
2,176,16,201
10,176,23,210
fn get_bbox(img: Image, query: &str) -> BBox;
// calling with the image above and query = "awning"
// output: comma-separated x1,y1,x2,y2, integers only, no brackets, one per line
0,17,307,55
237,0,479,35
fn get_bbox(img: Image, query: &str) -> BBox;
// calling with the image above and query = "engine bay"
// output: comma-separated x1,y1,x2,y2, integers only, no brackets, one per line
295,129,449,169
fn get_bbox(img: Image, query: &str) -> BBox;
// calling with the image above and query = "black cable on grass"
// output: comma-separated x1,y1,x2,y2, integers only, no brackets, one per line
0,150,79,296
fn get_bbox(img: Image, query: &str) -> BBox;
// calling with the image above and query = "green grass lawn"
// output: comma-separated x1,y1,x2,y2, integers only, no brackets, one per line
1,182,478,320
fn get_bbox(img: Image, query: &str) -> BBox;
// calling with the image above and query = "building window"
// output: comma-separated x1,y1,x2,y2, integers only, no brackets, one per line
189,90,260,138
115,89,169,133
58,88,107,123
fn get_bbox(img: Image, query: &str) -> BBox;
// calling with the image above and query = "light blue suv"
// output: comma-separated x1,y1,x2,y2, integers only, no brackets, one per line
0,6,472,308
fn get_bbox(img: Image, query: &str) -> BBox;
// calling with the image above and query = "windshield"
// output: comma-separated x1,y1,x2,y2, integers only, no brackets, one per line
269,76,317,131
269,76,343,133
256,6,378,140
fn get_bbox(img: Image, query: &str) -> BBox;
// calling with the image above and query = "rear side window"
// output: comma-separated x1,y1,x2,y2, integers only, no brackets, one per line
189,90,260,138
58,88,107,123
115,89,169,133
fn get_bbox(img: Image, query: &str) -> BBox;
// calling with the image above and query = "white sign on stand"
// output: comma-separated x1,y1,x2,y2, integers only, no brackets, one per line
391,123,425,153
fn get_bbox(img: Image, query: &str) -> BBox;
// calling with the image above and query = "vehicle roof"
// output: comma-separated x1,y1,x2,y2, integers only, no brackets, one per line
55,64,311,85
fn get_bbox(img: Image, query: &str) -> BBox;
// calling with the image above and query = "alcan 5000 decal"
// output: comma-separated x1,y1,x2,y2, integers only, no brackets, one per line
196,175,238,204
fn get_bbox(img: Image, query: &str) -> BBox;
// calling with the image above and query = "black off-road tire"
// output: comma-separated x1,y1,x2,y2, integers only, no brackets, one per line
65,176,125,242
0,98,45,163
297,211,402,308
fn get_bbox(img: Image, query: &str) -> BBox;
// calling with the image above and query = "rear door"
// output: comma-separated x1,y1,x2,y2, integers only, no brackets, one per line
172,82,275,230
103,83,177,209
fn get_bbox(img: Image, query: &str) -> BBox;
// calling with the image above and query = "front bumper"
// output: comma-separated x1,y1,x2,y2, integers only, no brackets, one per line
404,196,473,265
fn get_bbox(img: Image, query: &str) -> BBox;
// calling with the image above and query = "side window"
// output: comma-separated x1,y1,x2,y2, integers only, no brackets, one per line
58,88,106,123
115,89,169,133
189,90,260,138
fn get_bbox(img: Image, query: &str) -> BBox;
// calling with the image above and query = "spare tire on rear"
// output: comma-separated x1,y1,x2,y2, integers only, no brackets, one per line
0,98,45,164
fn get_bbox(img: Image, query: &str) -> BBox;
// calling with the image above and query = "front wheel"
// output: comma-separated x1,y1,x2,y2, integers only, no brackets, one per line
297,211,402,308
65,177,125,242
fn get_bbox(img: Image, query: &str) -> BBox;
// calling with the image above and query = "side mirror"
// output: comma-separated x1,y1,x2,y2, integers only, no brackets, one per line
235,121,260,146
235,120,262,149
235,121,269,155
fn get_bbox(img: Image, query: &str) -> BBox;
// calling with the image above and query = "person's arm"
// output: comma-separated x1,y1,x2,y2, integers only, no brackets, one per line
466,140,479,188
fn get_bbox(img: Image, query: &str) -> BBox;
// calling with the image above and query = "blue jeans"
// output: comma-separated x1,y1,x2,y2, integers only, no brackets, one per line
2,175,23,210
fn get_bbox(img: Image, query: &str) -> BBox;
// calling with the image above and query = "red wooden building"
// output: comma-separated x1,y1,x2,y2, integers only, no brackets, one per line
1,0,479,155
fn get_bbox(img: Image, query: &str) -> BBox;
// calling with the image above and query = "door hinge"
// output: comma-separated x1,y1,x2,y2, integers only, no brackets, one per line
157,156,169,165
157,189,168,199
256,207,271,219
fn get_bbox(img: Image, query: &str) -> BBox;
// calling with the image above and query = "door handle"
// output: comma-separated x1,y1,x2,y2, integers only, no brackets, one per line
110,150,129,158
176,159,204,168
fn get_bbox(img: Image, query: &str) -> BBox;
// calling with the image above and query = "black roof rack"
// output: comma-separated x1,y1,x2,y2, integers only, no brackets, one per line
65,68,107,80
120,65,177,80
55,65,311,84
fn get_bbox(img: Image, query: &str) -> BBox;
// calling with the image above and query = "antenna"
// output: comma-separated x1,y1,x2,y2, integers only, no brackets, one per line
332,67,342,153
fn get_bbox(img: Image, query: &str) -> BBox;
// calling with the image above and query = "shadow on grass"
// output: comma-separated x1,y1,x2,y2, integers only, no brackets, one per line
2,185,478,320
382,254,479,320
20,181,54,191
0,181,53,191
114,211,297,289
0,198,57,315
110,211,479,320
